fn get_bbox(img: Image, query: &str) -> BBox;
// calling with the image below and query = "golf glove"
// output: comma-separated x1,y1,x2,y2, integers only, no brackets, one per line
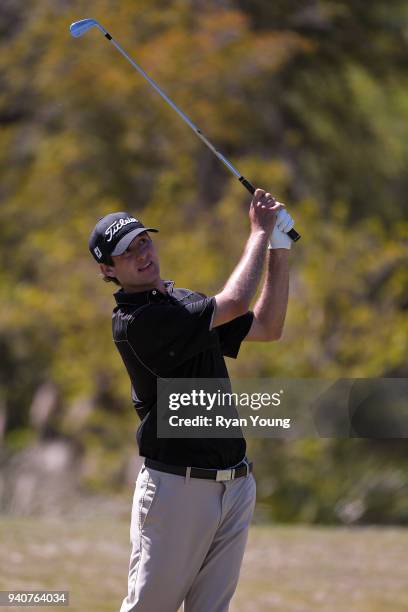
268,208,295,250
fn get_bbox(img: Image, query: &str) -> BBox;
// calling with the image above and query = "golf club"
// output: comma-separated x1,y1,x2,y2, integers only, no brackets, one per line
70,18,301,241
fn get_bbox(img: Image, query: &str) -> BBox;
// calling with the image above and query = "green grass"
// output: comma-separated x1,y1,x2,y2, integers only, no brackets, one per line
0,518,407,611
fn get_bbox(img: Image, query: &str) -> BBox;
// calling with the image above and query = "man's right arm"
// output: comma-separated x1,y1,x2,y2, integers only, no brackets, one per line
212,189,283,328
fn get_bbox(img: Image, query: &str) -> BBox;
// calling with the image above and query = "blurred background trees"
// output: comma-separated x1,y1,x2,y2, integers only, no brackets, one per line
0,0,407,522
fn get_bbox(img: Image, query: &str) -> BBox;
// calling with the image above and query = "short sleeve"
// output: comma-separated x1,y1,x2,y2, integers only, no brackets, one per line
215,311,254,358
127,296,217,374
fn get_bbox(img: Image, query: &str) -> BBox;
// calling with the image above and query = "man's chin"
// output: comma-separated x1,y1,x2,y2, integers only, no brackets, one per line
136,266,160,285
120,264,160,291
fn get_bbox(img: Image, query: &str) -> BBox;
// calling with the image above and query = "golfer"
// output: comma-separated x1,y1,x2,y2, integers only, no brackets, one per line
88,188,294,612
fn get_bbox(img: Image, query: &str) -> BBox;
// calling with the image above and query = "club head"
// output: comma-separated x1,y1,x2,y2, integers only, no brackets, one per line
70,19,100,38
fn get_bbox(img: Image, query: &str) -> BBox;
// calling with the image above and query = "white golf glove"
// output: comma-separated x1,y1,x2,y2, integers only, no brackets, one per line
268,208,295,250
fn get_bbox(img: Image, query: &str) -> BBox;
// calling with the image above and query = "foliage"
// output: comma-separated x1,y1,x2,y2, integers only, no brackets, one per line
0,0,407,522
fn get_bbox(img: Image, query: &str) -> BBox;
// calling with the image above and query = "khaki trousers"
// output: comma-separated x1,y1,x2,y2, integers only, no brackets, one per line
120,462,256,612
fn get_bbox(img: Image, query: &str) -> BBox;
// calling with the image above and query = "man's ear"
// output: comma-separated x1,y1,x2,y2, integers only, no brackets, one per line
100,263,116,278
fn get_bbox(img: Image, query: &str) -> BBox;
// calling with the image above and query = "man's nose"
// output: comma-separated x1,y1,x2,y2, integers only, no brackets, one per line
137,246,149,261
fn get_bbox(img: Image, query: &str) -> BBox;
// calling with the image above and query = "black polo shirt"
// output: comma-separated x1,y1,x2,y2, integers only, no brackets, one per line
112,281,254,469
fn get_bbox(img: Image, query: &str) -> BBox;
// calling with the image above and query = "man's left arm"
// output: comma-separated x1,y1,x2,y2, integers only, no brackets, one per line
245,205,293,342
245,249,289,341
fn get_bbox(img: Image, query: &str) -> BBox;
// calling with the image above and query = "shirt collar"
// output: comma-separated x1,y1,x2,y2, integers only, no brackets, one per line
114,280,174,306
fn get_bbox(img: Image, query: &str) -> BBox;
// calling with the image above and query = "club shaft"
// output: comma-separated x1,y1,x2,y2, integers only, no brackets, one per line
108,35,241,177
103,31,300,241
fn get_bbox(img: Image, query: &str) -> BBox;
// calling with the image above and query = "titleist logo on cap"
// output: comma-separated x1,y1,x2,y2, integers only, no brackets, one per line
105,217,138,242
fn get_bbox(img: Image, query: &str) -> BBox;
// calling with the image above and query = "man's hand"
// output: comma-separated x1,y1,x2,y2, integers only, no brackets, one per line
249,189,285,235
211,188,290,329
268,207,295,250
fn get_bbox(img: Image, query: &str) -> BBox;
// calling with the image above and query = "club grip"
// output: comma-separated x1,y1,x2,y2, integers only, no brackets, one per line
239,176,301,242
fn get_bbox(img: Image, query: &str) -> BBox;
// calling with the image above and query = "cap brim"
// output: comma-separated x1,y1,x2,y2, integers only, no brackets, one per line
111,227,158,256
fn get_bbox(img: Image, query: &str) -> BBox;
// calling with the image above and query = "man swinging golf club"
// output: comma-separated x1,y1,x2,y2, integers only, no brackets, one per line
88,188,294,611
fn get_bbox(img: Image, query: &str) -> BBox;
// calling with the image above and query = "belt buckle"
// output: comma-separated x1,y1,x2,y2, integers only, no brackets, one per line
216,468,234,481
